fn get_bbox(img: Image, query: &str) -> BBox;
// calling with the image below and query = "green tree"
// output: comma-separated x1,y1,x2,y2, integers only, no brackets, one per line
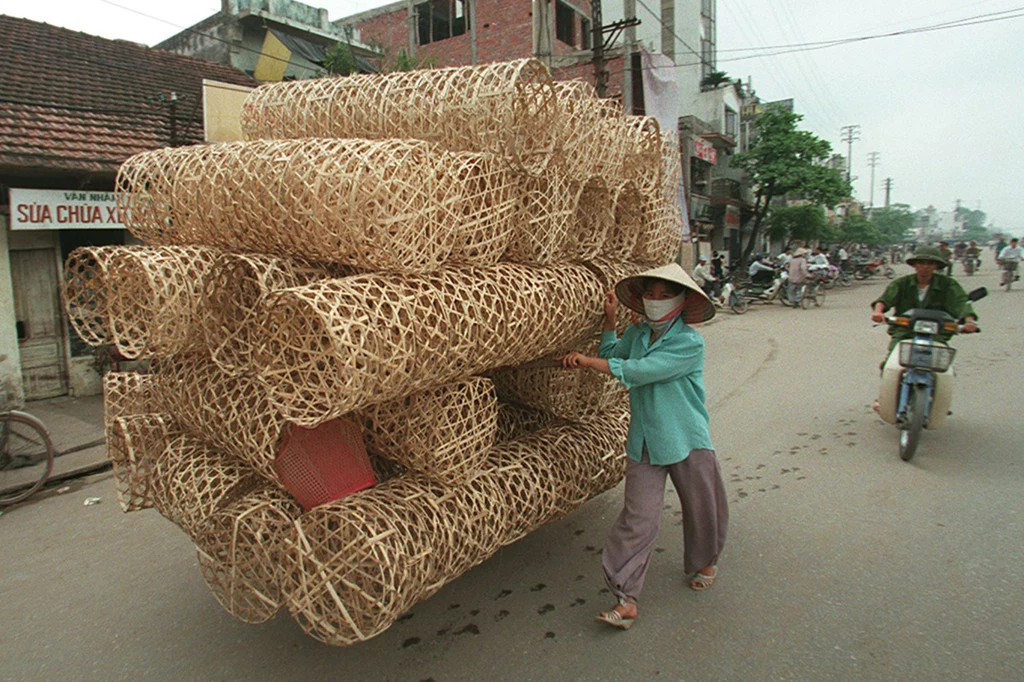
870,203,914,244
838,213,882,245
731,107,851,266
767,204,832,246
324,42,359,76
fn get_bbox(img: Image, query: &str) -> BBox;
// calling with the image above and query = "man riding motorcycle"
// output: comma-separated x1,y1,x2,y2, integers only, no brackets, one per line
871,245,978,351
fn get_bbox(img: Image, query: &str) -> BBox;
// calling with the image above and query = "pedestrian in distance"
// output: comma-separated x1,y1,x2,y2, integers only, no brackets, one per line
559,263,729,631
787,247,810,306
692,254,717,298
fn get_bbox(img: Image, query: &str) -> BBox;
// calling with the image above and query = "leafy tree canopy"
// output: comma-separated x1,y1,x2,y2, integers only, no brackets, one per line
838,213,882,245
731,107,850,265
869,203,914,245
767,204,833,246
324,42,358,76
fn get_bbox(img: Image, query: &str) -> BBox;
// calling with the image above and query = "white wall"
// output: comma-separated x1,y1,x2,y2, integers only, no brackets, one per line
0,217,26,408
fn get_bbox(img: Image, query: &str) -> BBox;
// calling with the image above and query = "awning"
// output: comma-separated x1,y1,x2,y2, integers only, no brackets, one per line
268,29,377,73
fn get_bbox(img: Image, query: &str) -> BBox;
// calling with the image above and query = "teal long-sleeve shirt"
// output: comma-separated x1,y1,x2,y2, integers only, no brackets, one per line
599,322,714,465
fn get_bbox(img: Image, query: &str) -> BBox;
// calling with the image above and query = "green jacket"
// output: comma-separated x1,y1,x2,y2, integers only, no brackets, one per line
871,273,977,345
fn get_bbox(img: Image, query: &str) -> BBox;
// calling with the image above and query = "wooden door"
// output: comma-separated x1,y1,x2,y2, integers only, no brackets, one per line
10,248,68,399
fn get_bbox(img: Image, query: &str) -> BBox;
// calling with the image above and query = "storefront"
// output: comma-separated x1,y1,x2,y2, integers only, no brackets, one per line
3,189,127,402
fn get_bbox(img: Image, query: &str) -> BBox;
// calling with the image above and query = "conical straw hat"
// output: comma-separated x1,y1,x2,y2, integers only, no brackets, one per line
614,263,715,325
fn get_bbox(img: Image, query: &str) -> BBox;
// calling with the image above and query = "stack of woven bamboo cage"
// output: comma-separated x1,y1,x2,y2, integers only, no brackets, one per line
64,59,687,646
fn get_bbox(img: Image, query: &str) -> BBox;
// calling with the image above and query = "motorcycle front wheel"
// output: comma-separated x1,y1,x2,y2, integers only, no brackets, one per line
899,386,927,461
884,266,896,279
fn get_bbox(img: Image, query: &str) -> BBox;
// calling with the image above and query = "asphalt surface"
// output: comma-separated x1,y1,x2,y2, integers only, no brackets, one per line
2,261,1021,682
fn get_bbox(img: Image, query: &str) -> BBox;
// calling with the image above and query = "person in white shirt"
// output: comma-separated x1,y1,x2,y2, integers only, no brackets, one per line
998,238,1022,285
748,255,776,282
692,255,718,297
808,247,830,268
777,248,793,269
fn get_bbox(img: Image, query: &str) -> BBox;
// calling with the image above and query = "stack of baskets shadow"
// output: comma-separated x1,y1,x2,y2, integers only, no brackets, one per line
63,59,686,646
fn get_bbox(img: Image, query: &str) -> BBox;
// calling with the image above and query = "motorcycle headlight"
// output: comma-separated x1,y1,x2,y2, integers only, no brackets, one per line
898,341,956,371
912,320,940,335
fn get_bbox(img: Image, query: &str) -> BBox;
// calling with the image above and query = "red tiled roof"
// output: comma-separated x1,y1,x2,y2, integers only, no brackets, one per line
0,15,257,175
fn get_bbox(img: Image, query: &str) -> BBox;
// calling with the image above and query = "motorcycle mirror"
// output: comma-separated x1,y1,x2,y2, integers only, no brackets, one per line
967,287,987,302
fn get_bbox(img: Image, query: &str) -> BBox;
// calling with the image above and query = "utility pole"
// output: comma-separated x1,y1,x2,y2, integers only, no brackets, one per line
867,151,880,211
840,124,861,183
591,1,640,98
883,177,893,208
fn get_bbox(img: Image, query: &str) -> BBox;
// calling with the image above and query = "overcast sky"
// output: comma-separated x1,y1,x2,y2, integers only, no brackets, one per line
2,0,1021,236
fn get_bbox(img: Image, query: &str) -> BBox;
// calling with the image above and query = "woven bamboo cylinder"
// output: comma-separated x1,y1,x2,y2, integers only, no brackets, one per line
103,246,220,359
554,80,604,180
280,408,628,646
601,181,644,260
446,152,522,266
633,134,685,264
201,253,339,376
620,116,663,190
154,355,286,482
256,263,605,426
103,371,160,426
504,169,582,265
358,377,498,486
194,486,302,624
565,176,615,262
64,246,117,346
495,401,560,442
150,434,261,539
284,478,440,646
106,413,173,513
240,59,559,176
490,346,628,421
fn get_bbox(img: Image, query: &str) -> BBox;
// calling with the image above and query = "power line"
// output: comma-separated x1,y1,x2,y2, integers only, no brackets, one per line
646,6,1024,70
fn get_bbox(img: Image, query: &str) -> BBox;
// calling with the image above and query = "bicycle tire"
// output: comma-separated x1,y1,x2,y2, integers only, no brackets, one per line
814,284,825,307
899,386,927,462
729,291,749,314
0,411,55,506
799,285,812,309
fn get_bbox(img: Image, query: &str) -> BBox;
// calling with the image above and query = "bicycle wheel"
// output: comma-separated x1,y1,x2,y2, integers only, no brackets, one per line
800,285,812,309
814,284,826,307
0,411,55,506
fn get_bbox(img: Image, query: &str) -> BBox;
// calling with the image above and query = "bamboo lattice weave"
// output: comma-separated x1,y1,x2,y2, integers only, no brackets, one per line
283,410,628,646
116,140,523,272
150,434,261,540
358,377,498,486
107,414,173,513
194,486,302,624
201,253,343,376
256,264,605,426
240,59,559,175
64,246,116,346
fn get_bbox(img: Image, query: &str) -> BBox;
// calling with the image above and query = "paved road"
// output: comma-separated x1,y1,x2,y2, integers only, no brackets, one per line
3,263,1022,682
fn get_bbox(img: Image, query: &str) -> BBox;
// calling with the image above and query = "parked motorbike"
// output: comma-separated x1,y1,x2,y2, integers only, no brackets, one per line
876,287,986,461
853,257,896,280
720,269,786,314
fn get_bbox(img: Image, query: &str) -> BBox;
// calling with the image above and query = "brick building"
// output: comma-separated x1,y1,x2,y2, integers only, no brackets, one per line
0,16,256,405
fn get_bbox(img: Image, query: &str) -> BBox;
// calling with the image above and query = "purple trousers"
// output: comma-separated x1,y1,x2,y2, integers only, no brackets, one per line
601,448,729,603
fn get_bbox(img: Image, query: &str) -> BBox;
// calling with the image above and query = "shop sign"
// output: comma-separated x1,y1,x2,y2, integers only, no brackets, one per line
725,204,741,227
9,188,125,230
694,138,717,164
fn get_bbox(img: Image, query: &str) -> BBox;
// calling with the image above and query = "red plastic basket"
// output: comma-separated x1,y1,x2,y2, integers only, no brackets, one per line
273,417,377,511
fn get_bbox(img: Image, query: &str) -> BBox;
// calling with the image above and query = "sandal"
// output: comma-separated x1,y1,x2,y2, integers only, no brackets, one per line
595,599,636,630
690,566,718,592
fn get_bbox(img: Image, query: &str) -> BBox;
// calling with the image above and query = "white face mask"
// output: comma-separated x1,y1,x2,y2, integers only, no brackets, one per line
643,292,686,331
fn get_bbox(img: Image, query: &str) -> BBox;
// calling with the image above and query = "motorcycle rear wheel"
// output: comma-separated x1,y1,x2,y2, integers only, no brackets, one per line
899,386,927,461
853,269,868,280
884,266,896,279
